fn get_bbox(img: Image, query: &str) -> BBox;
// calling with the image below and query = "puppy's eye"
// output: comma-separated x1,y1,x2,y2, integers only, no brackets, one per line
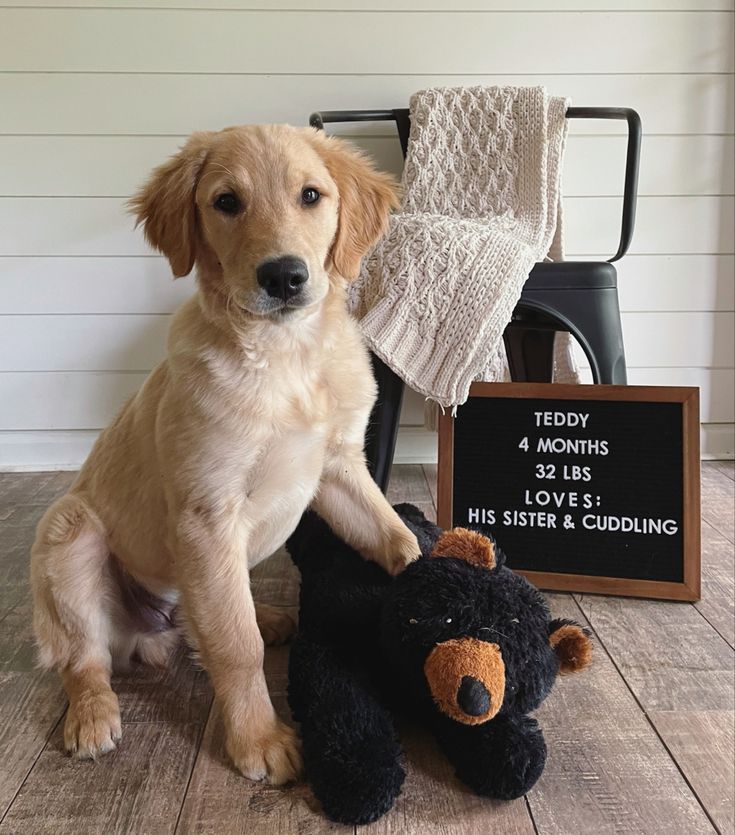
214,193,241,215
301,187,320,206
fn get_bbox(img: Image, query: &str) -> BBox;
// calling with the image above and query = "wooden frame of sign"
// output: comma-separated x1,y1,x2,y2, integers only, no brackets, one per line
437,383,700,601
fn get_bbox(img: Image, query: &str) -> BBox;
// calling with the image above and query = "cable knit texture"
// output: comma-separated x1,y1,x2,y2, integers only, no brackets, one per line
349,86,577,410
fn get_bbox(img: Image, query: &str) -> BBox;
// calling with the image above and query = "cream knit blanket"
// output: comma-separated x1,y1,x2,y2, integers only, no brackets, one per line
349,86,577,411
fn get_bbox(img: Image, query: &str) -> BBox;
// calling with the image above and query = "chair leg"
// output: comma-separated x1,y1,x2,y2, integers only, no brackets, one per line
364,353,405,494
503,325,556,383
577,314,627,384
539,289,628,384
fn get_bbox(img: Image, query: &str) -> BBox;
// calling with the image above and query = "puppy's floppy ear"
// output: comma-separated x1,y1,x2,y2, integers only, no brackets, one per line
129,131,213,278
311,131,400,280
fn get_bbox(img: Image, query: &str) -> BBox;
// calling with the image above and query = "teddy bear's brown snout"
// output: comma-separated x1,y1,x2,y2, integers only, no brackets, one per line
424,637,505,725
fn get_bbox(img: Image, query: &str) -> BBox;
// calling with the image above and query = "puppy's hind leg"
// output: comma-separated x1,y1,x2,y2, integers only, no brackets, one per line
31,494,122,759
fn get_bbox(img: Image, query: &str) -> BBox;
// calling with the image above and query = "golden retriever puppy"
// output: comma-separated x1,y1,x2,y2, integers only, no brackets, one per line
30,125,420,784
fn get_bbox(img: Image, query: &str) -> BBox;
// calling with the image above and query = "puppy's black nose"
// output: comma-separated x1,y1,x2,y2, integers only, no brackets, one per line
456,675,491,717
256,256,308,301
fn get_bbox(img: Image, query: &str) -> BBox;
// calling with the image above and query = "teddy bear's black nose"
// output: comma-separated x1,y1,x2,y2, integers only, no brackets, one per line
456,675,491,716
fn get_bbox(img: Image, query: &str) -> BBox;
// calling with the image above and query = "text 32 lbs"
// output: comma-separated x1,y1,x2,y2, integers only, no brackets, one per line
535,464,591,482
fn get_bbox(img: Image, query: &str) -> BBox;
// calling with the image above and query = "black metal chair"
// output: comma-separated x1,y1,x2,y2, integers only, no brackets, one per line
310,107,642,492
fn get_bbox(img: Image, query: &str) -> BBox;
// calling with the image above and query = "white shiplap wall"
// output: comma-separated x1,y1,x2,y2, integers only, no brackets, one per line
0,1,733,469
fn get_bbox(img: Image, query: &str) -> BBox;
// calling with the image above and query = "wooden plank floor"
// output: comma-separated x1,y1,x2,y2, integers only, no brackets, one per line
0,464,732,835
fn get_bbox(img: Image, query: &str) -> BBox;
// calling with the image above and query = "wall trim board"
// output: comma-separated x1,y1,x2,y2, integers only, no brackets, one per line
1,134,732,198
0,429,100,472
1,254,732,315
2,74,732,137
3,311,731,371
2,1,734,9
1,10,731,74
1,424,731,471
1,2,733,10
3,367,732,431
2,196,732,258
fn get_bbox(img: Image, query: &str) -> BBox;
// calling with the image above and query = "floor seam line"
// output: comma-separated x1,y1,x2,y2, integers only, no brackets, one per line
571,594,723,834
0,705,67,827
172,693,215,835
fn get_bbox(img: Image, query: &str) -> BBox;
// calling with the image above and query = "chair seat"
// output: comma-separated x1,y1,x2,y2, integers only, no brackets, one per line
525,260,617,291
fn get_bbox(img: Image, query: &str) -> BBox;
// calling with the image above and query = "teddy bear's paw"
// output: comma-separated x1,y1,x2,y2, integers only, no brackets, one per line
308,738,405,824
454,717,547,800
489,737,546,799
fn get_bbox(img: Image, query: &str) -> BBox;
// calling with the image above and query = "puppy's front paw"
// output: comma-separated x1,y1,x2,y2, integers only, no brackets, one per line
64,689,122,759
378,525,421,576
227,718,302,785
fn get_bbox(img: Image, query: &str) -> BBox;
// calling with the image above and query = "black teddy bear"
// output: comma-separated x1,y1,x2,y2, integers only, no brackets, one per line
286,503,592,825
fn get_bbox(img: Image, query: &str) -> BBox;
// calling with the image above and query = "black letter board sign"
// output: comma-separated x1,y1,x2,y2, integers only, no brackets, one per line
437,383,700,601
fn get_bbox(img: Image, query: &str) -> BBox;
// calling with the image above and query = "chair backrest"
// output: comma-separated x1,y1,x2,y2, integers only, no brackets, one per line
309,107,641,263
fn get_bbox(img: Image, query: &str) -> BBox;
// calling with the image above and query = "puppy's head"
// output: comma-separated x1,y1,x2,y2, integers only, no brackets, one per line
130,125,398,320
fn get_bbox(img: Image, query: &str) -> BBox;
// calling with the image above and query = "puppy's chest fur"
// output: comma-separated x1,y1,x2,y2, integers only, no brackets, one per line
198,310,373,447
184,312,374,563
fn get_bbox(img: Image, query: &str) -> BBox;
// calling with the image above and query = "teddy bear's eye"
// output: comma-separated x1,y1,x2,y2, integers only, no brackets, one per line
445,617,453,624
510,618,520,624
408,618,418,625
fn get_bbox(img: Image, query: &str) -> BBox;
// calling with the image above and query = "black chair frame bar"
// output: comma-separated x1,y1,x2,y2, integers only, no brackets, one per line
310,107,641,262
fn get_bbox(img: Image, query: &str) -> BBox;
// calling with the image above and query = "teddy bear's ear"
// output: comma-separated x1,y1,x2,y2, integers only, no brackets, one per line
549,618,593,674
431,528,496,569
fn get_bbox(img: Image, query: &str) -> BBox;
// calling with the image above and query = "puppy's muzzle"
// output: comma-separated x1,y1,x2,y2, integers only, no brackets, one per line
424,637,505,725
256,256,309,302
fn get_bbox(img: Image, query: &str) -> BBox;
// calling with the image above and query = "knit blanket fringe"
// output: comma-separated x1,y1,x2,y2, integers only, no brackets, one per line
348,86,578,412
